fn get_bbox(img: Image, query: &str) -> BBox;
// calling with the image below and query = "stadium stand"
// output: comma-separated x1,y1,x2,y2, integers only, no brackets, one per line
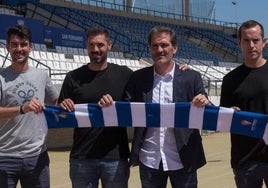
1,0,268,95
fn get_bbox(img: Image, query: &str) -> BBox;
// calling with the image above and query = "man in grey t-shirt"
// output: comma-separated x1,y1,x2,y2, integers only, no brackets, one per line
0,25,58,187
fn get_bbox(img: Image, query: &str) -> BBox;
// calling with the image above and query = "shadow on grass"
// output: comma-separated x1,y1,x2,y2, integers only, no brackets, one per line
48,147,71,152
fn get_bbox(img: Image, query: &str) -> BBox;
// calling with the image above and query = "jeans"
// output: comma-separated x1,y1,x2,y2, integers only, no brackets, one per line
0,151,50,188
70,158,129,188
139,162,197,188
233,161,268,188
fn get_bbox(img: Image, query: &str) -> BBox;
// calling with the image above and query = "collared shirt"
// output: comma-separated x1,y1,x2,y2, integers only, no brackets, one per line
139,63,183,171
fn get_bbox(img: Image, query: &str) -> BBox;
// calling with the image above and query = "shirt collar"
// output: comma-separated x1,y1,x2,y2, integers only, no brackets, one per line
154,62,175,81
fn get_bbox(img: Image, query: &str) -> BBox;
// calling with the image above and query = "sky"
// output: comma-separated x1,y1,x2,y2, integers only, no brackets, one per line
214,0,268,37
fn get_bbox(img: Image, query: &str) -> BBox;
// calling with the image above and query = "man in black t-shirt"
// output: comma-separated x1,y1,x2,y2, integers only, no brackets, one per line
220,20,268,188
58,27,133,188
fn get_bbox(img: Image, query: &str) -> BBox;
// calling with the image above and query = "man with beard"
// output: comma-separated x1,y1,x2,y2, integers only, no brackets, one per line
58,26,133,188
0,25,58,187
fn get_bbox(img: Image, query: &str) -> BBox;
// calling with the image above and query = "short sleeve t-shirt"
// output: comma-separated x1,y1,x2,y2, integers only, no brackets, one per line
0,66,58,158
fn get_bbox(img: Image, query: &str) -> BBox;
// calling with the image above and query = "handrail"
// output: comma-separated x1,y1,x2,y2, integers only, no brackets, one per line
0,53,52,78
64,0,239,29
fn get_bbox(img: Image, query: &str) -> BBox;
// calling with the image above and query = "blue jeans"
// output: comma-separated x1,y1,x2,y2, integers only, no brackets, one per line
0,151,50,188
70,158,129,188
139,162,197,188
233,161,268,188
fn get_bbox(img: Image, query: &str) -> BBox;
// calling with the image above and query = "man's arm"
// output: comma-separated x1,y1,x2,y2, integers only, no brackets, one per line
0,106,21,119
0,98,45,120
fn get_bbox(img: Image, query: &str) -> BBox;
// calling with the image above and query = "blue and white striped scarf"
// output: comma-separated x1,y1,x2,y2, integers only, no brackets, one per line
42,102,268,144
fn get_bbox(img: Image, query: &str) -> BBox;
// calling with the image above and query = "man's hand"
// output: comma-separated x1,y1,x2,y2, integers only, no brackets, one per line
177,63,191,71
191,94,211,108
98,94,114,107
22,99,45,114
59,98,75,112
231,106,241,111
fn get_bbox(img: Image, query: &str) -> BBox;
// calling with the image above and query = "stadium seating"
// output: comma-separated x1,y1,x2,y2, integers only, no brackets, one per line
24,2,236,63
0,42,148,84
1,0,254,94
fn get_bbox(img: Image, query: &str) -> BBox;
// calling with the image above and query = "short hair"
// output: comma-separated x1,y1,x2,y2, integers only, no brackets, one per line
238,20,264,40
86,26,110,41
148,26,178,47
7,25,32,44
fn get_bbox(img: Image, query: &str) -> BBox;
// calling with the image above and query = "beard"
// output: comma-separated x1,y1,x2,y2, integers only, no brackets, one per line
91,57,103,64
89,52,107,64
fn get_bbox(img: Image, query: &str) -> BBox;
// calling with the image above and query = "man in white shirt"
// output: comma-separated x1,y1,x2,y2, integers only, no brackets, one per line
124,26,210,188
98,26,210,188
